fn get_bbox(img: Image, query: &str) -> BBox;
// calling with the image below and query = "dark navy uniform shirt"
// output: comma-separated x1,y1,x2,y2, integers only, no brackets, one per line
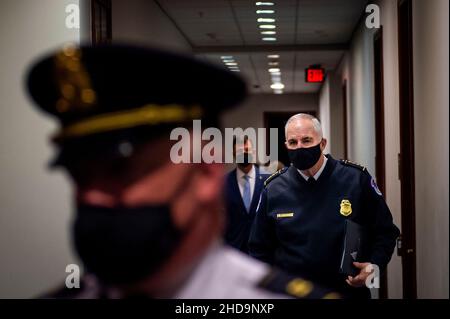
248,155,400,297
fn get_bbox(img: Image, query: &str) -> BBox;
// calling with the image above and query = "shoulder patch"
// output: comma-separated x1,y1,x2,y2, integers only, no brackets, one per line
257,268,340,299
370,177,383,196
340,159,367,172
264,167,288,187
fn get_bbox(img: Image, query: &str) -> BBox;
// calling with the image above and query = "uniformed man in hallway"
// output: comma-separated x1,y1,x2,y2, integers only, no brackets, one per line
249,113,400,299
26,44,338,299
224,136,269,253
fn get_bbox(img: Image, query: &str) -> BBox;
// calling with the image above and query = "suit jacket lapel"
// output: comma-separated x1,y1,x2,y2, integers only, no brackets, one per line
230,168,247,212
249,166,264,214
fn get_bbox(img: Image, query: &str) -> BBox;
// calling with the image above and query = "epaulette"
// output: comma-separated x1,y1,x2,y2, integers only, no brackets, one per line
264,167,288,187
257,268,341,299
340,159,366,172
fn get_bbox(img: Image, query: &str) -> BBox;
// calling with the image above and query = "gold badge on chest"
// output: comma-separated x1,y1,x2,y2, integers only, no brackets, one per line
340,199,352,216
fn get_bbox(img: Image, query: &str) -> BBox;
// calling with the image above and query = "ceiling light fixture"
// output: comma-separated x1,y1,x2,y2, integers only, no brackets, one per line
257,18,275,23
256,10,275,14
262,37,277,41
268,68,280,73
256,2,274,5
259,25,276,29
261,31,276,35
220,56,233,59
271,83,285,89
267,54,280,59
225,62,238,66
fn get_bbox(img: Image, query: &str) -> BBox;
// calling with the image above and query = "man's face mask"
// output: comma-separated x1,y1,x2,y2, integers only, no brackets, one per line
287,140,322,170
235,151,254,166
72,171,191,286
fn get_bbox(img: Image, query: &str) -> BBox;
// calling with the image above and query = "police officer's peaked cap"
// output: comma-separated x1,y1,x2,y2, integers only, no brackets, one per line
26,43,247,144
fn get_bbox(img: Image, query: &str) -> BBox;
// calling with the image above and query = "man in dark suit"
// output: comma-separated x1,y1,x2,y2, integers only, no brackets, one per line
224,136,269,253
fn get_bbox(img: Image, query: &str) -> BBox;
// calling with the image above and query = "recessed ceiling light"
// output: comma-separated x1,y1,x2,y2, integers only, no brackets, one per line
262,37,277,41
220,56,233,59
268,68,280,73
268,61,279,66
225,62,238,66
222,59,235,63
271,83,285,89
256,2,274,5
261,31,276,35
267,54,280,58
257,18,276,23
256,10,275,14
259,25,276,29
274,89,283,94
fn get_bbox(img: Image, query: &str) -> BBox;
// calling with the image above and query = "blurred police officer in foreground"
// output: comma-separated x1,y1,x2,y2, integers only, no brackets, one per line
224,136,269,253
249,113,400,299
26,44,339,299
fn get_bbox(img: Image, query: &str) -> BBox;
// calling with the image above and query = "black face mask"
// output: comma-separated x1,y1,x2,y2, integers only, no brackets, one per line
73,172,193,286
73,204,182,286
235,152,254,166
287,141,322,170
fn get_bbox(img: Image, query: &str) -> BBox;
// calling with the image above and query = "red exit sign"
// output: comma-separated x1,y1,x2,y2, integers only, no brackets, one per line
305,67,325,83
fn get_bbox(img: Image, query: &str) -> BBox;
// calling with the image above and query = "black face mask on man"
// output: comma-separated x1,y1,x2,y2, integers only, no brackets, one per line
73,172,192,286
235,152,254,166
287,140,322,170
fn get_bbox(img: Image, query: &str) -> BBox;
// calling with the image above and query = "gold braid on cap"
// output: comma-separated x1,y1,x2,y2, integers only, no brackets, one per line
51,44,203,142
53,104,203,142
53,43,97,113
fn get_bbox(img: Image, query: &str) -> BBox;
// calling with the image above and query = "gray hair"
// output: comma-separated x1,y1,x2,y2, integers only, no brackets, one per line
284,113,323,139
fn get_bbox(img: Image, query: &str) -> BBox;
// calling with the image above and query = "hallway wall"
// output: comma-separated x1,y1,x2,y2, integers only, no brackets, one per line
319,70,345,159
412,0,449,299
0,0,88,298
336,4,403,298
375,0,403,299
338,0,449,298
222,93,319,132
340,23,377,173
319,76,331,154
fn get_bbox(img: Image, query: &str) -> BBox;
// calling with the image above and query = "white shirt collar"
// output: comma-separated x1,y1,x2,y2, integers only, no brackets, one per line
298,155,328,181
236,164,256,180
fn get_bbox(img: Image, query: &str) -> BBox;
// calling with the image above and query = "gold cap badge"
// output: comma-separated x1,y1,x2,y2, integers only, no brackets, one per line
340,199,352,216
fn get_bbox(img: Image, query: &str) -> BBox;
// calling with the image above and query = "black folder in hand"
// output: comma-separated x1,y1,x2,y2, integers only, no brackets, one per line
339,219,365,277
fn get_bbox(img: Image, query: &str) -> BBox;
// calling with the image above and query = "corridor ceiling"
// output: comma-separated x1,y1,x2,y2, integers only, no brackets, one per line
157,0,368,93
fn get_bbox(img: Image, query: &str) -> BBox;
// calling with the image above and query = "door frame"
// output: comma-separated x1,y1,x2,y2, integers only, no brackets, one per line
373,26,388,298
342,80,348,159
91,0,112,45
397,0,417,299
